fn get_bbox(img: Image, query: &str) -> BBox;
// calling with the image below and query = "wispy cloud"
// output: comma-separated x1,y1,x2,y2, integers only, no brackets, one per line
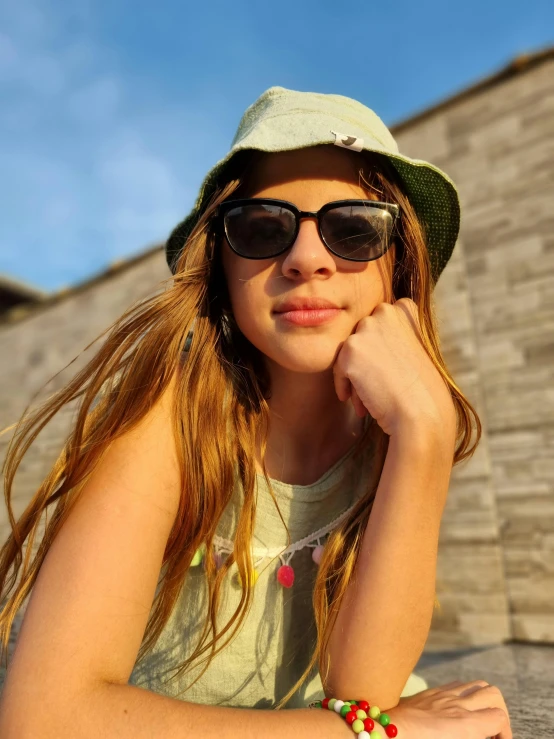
0,0,203,290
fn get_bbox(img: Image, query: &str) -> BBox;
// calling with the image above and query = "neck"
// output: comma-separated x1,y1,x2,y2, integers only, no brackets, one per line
255,369,366,485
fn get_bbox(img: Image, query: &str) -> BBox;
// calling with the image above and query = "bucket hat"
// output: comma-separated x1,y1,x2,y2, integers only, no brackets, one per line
165,85,460,285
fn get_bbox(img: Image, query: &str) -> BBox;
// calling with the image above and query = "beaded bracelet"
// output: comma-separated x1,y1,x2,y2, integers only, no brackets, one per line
309,697,399,739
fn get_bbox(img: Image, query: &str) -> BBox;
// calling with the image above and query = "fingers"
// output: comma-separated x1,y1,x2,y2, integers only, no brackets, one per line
451,680,513,739
332,342,351,402
433,680,467,691
470,707,513,739
456,680,492,697
333,361,367,418
350,386,367,418
334,371,352,402
437,679,491,696
460,685,510,715
393,297,425,345
409,680,512,739
426,679,482,695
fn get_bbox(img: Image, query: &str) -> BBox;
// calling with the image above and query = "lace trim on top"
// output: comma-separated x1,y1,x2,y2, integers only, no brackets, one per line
212,496,359,568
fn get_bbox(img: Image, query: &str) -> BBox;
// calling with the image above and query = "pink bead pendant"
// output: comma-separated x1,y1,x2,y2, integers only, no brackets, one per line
312,544,324,565
276,564,295,588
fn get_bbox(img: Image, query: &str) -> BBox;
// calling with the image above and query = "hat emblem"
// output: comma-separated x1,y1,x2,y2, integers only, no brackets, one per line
330,129,364,152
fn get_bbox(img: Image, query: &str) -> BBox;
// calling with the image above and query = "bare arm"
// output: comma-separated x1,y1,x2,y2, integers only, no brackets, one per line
324,420,455,710
7,681,349,739
0,376,352,739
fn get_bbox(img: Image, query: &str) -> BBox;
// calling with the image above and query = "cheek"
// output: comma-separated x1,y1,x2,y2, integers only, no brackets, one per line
221,242,246,307
221,249,270,333
348,263,393,320
231,283,264,325
231,288,276,356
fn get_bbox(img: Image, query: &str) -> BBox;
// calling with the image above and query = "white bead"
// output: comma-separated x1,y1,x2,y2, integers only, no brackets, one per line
358,732,371,739
312,544,324,564
333,700,345,713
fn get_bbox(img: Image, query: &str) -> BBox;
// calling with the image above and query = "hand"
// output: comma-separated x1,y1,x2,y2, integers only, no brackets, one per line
332,298,457,438
386,680,513,739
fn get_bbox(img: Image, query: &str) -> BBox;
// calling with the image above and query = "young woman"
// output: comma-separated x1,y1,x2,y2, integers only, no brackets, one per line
0,86,511,738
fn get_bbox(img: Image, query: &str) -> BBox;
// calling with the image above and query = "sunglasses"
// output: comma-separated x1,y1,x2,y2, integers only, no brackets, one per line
214,198,400,262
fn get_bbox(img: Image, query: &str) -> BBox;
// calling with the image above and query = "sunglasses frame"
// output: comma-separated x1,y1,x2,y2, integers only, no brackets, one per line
214,197,400,262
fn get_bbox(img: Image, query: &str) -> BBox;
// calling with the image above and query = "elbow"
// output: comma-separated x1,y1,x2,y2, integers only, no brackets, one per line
321,672,402,713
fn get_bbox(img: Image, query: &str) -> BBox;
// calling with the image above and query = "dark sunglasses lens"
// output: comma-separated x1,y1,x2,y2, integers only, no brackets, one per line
224,204,295,257
321,205,394,260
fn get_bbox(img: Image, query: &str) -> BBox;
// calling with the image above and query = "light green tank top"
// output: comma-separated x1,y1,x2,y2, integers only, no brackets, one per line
129,431,428,707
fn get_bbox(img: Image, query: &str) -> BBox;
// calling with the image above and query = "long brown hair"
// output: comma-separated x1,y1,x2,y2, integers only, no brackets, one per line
0,147,481,708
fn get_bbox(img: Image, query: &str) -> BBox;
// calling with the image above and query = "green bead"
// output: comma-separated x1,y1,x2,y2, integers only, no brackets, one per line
355,709,367,719
340,705,350,717
328,698,337,710
314,700,322,708
369,705,381,719
351,719,364,734
369,732,383,739
190,544,205,566
378,713,390,726
343,701,352,706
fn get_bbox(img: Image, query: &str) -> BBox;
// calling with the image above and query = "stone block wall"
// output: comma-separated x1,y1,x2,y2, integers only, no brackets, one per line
0,249,171,545
393,55,554,645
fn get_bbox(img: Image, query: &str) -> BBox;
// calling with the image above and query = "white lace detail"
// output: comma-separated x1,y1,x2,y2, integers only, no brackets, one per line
212,497,360,568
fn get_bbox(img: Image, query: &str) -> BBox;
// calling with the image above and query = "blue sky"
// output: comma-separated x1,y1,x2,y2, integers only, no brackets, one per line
1,0,553,292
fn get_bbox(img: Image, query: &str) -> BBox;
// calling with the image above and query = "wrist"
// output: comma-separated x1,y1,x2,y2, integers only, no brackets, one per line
314,699,400,739
386,419,455,513
389,413,455,456
308,705,354,739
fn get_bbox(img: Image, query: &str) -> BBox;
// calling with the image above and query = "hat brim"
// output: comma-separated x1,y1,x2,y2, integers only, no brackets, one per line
166,134,459,285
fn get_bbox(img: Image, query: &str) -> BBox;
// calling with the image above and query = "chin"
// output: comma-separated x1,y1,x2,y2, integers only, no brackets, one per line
264,342,340,373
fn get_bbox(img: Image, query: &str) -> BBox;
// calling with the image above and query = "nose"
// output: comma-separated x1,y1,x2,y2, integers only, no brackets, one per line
280,217,337,279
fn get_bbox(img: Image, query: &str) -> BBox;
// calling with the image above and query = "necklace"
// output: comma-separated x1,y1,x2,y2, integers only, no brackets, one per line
189,497,360,588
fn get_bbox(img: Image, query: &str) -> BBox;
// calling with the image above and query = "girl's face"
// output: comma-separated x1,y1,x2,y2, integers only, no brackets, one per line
220,145,396,375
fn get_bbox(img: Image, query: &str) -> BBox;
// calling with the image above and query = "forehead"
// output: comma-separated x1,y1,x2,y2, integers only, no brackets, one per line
238,145,378,200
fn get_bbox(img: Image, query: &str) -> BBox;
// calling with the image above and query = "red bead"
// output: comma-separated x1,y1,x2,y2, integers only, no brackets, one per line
277,564,295,587
385,724,398,737
322,698,330,709
345,711,358,726
363,718,375,732
357,700,369,712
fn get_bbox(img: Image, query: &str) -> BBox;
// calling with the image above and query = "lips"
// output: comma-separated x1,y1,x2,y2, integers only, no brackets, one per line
273,297,340,312
275,308,342,326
